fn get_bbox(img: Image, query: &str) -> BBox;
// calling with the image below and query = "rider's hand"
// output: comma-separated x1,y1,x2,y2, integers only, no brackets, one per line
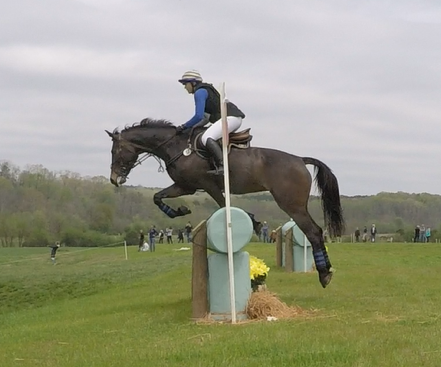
176,125,185,135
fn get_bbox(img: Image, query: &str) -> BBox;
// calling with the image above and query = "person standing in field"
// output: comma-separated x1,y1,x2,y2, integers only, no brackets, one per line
185,221,193,243
166,227,173,244
158,230,164,243
149,225,158,252
420,224,426,243
262,221,269,243
49,241,61,265
138,230,145,252
362,226,368,242
177,229,184,243
370,224,377,242
354,227,360,242
414,225,420,243
270,230,277,243
425,227,431,242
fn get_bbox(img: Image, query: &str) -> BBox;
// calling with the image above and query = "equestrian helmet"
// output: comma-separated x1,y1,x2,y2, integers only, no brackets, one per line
178,70,203,84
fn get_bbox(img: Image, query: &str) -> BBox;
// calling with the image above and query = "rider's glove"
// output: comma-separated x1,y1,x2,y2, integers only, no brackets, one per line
176,125,186,135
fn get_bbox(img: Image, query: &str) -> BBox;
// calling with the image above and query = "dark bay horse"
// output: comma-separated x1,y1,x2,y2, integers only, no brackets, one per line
106,118,345,288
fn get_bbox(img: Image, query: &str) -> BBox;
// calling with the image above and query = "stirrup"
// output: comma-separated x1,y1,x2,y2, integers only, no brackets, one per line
207,166,224,175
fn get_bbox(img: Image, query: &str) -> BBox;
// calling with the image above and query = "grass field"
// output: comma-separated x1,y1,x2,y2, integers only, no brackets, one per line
1,243,441,367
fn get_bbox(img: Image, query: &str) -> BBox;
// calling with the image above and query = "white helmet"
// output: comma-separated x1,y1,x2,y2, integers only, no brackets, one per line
178,70,203,84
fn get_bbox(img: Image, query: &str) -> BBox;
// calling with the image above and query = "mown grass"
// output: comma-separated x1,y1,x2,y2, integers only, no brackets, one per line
1,243,441,367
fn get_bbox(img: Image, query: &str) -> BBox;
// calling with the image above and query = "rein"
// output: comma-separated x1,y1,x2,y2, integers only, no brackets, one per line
116,129,194,174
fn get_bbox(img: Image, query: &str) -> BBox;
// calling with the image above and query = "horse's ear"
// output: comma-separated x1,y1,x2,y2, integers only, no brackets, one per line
105,130,113,138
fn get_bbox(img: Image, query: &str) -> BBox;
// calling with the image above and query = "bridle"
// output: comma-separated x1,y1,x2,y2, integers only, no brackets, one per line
111,130,193,180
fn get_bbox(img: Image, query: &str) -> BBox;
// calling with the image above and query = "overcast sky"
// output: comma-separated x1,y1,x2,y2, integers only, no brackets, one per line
1,0,440,196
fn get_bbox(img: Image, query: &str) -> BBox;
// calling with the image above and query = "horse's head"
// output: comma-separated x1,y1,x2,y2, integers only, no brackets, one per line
106,130,138,187
106,119,184,186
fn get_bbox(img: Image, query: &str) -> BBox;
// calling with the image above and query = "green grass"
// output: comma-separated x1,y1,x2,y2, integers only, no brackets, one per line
1,243,441,367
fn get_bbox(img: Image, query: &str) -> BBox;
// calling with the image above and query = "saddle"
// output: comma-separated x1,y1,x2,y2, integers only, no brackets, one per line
228,128,253,145
193,128,253,159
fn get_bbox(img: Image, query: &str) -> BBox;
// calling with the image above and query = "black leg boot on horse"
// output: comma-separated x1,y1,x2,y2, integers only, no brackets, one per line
205,138,224,175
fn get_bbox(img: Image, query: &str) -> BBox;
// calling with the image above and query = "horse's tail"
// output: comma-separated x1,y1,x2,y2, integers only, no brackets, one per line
302,157,345,237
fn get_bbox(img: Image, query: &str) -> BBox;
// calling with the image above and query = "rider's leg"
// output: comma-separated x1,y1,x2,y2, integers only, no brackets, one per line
205,138,224,175
201,116,242,174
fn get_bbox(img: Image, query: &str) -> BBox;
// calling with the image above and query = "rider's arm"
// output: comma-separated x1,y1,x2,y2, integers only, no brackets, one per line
183,88,208,128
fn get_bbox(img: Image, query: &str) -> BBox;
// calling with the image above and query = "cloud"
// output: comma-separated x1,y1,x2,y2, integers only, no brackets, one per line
1,0,441,196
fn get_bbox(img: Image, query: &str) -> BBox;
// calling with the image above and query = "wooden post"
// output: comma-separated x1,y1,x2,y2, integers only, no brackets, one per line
275,226,283,267
284,227,294,272
191,220,208,320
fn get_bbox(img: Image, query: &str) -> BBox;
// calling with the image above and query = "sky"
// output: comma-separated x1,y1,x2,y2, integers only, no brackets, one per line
1,0,440,196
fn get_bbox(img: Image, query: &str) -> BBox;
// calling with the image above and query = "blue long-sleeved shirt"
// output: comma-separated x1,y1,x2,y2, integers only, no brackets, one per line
183,88,208,128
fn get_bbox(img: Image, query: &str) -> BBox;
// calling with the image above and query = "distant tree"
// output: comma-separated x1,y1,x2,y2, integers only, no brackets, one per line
14,212,32,247
0,214,16,247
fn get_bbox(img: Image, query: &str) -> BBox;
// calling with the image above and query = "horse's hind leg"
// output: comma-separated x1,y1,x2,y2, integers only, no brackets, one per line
292,211,333,288
271,192,333,288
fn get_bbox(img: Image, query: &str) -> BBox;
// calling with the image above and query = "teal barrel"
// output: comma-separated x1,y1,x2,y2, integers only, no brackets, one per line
208,251,251,321
206,207,253,321
282,219,313,272
206,207,253,253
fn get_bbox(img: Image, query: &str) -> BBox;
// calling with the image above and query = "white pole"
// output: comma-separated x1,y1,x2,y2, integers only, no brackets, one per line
303,234,307,272
220,82,236,324
124,240,128,260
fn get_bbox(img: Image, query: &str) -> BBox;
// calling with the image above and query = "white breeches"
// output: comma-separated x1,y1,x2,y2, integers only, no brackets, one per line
201,116,243,145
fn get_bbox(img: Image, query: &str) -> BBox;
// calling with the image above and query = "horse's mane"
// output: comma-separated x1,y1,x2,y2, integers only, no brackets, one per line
113,118,175,134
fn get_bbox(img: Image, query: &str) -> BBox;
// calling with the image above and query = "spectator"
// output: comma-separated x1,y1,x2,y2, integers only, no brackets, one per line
178,229,184,243
138,230,145,252
414,225,420,243
420,224,426,243
262,221,269,243
362,226,368,242
149,225,158,252
49,241,61,265
158,230,164,243
370,224,377,242
166,227,173,244
425,227,431,243
185,221,193,243
354,227,360,242
270,230,277,243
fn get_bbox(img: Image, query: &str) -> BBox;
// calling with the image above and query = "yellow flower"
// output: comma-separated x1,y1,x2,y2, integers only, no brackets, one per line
249,255,270,280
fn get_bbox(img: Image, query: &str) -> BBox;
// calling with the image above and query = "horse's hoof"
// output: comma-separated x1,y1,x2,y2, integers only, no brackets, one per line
319,269,334,288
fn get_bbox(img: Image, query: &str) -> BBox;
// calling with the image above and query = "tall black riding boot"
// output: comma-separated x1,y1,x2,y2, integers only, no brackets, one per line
205,138,224,175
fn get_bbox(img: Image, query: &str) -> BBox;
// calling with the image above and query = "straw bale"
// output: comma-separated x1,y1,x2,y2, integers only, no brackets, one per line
246,290,309,320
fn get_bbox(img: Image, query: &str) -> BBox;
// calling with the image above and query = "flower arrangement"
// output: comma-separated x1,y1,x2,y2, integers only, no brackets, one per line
249,256,270,291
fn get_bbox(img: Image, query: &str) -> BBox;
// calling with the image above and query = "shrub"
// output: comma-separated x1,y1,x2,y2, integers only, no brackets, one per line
61,228,123,247
24,228,51,247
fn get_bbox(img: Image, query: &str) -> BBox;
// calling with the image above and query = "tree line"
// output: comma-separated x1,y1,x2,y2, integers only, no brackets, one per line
0,161,440,247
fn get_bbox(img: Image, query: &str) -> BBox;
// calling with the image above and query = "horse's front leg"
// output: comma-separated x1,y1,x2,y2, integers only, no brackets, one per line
153,184,196,218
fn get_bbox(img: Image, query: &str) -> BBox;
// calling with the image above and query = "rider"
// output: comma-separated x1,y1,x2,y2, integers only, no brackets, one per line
176,70,245,175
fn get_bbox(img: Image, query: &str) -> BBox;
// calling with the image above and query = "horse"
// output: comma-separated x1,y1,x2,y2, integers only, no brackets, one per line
106,118,345,288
